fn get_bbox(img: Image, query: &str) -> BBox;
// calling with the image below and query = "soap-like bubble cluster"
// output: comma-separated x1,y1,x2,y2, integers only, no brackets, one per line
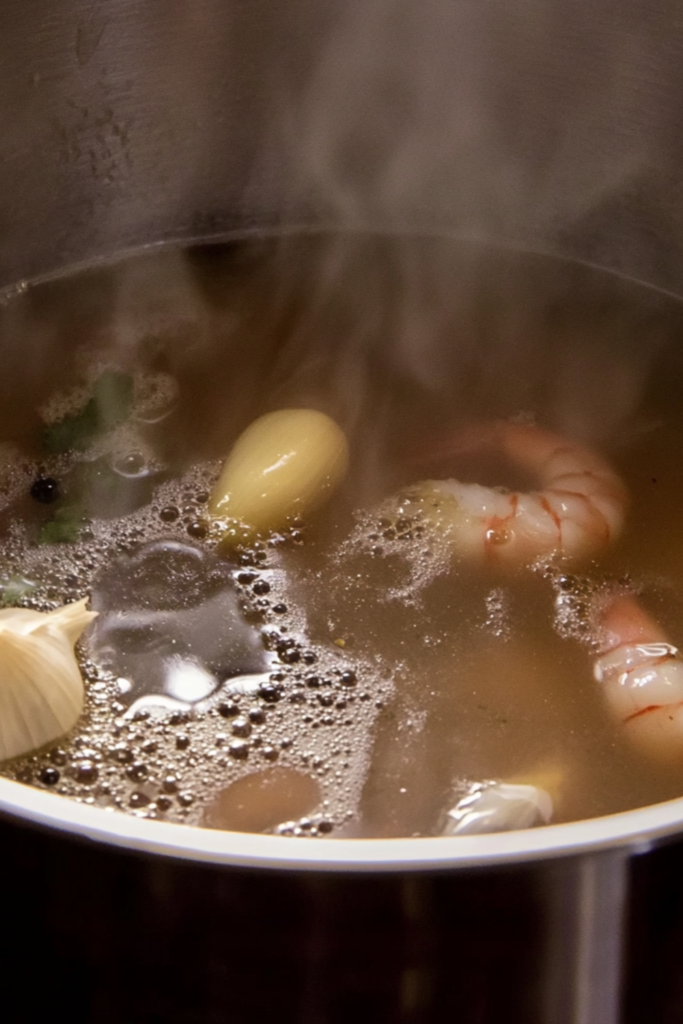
536,559,637,652
335,491,453,606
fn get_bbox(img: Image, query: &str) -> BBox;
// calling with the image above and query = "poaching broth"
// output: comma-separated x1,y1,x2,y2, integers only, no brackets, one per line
0,231,682,838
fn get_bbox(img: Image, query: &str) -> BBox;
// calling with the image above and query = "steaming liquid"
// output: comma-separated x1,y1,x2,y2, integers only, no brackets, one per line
0,231,683,837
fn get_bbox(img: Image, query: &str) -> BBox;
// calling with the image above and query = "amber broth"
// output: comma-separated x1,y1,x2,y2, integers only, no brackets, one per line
1,231,683,837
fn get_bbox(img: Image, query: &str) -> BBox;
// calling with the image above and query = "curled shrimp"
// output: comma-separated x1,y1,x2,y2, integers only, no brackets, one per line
594,593,683,761
403,421,627,563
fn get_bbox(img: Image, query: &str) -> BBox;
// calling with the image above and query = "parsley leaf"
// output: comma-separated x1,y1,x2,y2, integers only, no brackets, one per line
43,370,134,454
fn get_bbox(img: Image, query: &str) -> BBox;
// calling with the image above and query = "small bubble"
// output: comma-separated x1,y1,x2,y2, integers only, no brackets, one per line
50,748,68,766
248,708,266,725
228,740,249,759
186,521,207,539
277,645,300,665
129,791,149,808
110,743,134,764
40,767,60,786
71,761,98,785
252,579,270,596
258,682,283,703
156,795,173,811
160,506,180,522
162,775,179,794
175,734,190,750
218,701,240,718
112,452,147,478
262,745,279,761
231,717,252,738
126,762,148,782
340,670,357,687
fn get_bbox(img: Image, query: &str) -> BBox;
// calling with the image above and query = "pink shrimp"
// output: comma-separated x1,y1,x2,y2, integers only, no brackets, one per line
594,594,683,761
408,421,627,563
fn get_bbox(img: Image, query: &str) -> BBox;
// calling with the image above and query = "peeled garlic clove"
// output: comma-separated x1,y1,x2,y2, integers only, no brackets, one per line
442,781,553,835
0,598,97,761
209,409,349,537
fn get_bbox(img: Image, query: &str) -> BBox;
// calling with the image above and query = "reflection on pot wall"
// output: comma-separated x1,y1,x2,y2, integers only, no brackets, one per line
2,0,683,290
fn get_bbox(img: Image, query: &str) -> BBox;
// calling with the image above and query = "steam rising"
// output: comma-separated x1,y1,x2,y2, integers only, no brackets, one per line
240,0,681,450
280,0,678,256
1,2,683,458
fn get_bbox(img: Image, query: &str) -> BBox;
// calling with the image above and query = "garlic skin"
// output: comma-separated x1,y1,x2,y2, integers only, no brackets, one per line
209,409,349,537
442,781,553,835
0,598,97,761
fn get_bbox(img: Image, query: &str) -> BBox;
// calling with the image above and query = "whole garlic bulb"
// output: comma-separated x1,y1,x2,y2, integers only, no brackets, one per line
209,409,349,538
0,598,97,761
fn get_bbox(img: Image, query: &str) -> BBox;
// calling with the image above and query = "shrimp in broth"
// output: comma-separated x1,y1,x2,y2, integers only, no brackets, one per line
0,232,682,838
380,420,627,564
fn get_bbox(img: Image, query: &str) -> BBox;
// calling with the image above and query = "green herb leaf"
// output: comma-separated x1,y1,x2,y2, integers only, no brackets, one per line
43,370,134,454
38,505,83,544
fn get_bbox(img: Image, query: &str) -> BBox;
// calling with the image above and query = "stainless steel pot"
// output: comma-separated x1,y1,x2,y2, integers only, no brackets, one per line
2,2,683,1021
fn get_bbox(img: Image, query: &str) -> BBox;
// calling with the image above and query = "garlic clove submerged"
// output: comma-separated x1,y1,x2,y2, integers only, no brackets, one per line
209,408,349,539
0,598,97,761
442,780,553,835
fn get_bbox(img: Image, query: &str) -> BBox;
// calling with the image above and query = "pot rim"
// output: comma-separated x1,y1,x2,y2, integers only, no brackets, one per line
0,775,680,871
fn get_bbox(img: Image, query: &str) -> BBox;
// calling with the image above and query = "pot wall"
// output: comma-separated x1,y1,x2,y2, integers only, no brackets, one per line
3,1,683,291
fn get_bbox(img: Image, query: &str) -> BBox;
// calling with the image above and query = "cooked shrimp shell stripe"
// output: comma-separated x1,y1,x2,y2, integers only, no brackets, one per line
411,422,626,562
594,594,683,760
